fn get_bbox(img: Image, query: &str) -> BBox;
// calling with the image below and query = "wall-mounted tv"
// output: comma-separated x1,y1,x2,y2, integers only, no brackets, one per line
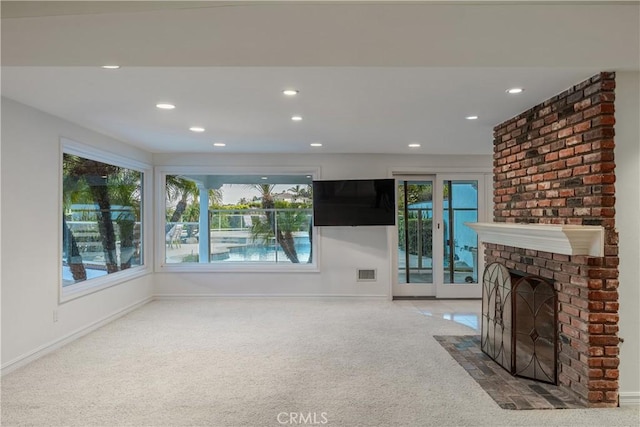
312,179,396,226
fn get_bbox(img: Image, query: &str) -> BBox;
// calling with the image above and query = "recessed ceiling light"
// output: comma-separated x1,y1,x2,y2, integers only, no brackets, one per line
466,115,479,120
310,143,322,147
506,88,524,94
189,127,205,132
101,65,120,69
213,142,226,147
283,89,299,96
261,176,268,180
408,143,421,148
156,103,175,110
291,116,303,121
306,175,312,178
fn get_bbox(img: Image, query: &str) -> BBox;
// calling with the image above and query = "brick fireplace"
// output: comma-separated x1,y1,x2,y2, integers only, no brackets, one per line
485,72,619,407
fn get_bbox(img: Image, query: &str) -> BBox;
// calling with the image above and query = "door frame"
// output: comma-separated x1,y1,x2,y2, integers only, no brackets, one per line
390,169,491,299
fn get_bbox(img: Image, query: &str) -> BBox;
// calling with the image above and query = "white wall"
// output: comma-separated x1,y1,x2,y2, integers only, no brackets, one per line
615,72,640,404
152,153,492,297
0,98,154,371
2,84,637,401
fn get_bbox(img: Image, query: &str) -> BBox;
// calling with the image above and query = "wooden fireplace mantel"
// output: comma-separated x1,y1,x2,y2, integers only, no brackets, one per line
465,222,604,257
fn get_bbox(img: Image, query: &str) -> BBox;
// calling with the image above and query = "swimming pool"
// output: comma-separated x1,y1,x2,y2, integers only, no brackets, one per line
219,242,311,263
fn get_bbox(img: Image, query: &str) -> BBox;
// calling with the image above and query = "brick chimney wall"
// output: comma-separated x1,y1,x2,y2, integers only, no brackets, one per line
486,72,619,407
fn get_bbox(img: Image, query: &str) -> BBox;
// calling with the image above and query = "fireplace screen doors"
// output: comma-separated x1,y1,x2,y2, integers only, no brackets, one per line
481,262,558,384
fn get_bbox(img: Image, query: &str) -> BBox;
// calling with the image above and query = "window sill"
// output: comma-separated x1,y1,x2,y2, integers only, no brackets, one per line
60,266,152,303
157,262,320,274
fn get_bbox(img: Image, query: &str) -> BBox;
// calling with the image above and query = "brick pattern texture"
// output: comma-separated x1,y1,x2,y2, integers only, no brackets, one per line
487,72,618,407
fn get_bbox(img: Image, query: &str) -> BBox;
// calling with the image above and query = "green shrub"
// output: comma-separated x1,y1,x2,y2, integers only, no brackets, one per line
182,253,199,262
398,217,433,258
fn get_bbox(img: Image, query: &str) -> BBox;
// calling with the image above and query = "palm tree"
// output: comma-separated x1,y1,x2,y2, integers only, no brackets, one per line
248,184,304,263
62,157,90,281
288,184,304,202
64,155,120,274
301,184,312,200
165,175,199,224
288,184,313,204
62,217,86,281
166,176,223,223
107,169,142,269
209,188,223,206
64,155,145,275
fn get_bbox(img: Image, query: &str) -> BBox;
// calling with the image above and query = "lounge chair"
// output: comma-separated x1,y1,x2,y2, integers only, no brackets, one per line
166,224,183,248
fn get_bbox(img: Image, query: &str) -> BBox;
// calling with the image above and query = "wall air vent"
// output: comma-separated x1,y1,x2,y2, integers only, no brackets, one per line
357,269,377,282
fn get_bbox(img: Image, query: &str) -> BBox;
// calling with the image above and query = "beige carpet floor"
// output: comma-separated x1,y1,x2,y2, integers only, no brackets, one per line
1,299,638,426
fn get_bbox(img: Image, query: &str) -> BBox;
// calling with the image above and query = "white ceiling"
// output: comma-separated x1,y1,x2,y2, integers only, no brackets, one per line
2,1,639,155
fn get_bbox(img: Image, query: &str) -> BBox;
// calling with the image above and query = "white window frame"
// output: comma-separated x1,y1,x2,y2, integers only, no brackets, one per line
59,138,152,302
155,165,321,273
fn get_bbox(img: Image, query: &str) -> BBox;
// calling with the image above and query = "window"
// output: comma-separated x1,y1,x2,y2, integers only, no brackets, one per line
62,143,148,298
161,171,316,270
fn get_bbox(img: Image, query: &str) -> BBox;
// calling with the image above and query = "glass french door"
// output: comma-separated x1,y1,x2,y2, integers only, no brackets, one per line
394,174,484,298
394,178,436,297
434,176,482,298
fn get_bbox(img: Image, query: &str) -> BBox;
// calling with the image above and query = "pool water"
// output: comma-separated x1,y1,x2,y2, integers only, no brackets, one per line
221,244,311,263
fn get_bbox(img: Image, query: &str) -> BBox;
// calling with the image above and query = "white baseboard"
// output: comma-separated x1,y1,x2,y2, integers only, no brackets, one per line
153,293,389,299
619,392,640,406
1,296,153,376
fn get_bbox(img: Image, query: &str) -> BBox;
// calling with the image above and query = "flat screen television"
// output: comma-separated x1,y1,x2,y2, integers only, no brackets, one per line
312,179,396,226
